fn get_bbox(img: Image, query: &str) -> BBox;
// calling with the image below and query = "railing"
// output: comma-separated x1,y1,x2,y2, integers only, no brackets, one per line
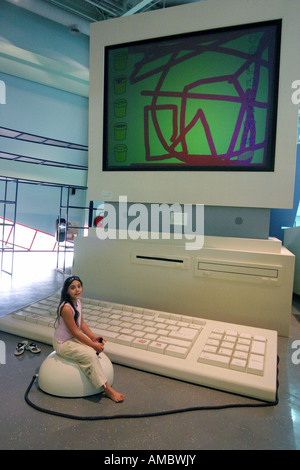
0,217,74,252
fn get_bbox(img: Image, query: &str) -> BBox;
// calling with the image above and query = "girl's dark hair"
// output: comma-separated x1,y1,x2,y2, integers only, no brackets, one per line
56,276,83,325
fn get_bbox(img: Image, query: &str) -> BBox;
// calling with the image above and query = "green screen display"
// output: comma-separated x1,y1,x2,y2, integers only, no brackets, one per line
103,20,281,171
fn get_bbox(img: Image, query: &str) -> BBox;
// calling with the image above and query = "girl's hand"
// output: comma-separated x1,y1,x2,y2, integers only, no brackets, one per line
95,336,106,344
94,340,105,354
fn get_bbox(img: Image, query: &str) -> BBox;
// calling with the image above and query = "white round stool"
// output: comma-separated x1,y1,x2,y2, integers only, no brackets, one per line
38,351,114,398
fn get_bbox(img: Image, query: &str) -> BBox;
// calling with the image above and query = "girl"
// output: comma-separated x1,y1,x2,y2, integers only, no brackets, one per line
53,276,125,403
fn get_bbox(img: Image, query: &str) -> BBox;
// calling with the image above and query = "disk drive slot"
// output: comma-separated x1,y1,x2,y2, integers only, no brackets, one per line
195,259,282,284
131,252,190,269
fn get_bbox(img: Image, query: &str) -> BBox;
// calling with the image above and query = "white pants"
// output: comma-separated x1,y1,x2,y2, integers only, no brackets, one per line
53,338,107,389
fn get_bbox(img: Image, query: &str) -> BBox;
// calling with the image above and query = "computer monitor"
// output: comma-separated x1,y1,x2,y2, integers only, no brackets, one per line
88,0,299,209
103,19,281,172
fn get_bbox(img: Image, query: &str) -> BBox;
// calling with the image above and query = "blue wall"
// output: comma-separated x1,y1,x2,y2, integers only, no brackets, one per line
270,144,300,241
0,1,89,235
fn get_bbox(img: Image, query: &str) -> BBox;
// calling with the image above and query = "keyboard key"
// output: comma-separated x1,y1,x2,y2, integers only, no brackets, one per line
210,333,223,340
120,328,134,335
206,338,220,346
156,328,169,336
226,330,238,337
247,354,264,375
110,320,121,326
88,321,99,327
190,318,206,325
223,335,237,343
213,328,225,335
177,321,189,327
218,347,233,357
237,338,251,345
233,350,248,360
144,333,158,341
143,309,155,317
132,318,144,325
36,316,54,326
157,336,191,349
165,344,189,358
251,341,266,355
144,326,156,333
149,341,168,353
253,335,266,342
230,358,247,372
95,322,111,330
198,351,230,368
132,330,145,337
26,314,42,323
240,333,251,340
115,334,135,346
235,343,249,352
203,344,218,353
165,319,177,325
158,313,169,319
133,307,144,314
93,329,119,342
35,303,51,311
131,324,144,331
24,307,42,315
123,305,133,312
12,310,31,320
109,326,122,332
220,341,235,349
167,325,179,331
170,327,198,342
189,323,203,331
132,338,151,349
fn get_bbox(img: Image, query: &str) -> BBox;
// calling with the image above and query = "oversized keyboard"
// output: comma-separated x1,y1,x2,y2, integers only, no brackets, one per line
0,293,278,402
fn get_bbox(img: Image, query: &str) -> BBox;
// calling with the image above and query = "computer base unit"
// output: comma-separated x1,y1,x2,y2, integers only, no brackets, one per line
73,232,295,337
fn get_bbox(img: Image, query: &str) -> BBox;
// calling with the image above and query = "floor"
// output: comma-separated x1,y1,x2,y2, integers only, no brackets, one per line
1,252,300,451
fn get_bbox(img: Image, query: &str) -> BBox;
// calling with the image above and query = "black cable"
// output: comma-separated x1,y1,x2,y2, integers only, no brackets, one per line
24,356,279,421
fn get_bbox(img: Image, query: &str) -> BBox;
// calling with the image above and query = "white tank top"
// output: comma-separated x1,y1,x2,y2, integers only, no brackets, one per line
54,300,82,344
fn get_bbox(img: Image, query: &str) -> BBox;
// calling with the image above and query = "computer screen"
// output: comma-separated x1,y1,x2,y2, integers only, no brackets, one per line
89,0,299,209
103,20,281,172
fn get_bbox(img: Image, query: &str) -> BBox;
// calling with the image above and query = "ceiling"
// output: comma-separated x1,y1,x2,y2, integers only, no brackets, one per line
6,0,202,35
43,0,197,22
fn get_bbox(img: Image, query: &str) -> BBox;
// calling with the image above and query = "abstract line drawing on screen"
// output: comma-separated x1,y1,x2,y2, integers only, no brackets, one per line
127,25,277,167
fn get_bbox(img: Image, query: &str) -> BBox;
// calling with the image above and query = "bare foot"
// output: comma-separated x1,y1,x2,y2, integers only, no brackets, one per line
104,383,125,403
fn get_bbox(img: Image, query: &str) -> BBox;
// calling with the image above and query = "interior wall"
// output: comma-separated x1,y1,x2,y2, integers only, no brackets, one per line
0,1,89,234
270,144,300,240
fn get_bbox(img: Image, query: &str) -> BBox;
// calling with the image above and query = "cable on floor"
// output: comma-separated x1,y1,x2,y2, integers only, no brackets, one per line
24,356,279,421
